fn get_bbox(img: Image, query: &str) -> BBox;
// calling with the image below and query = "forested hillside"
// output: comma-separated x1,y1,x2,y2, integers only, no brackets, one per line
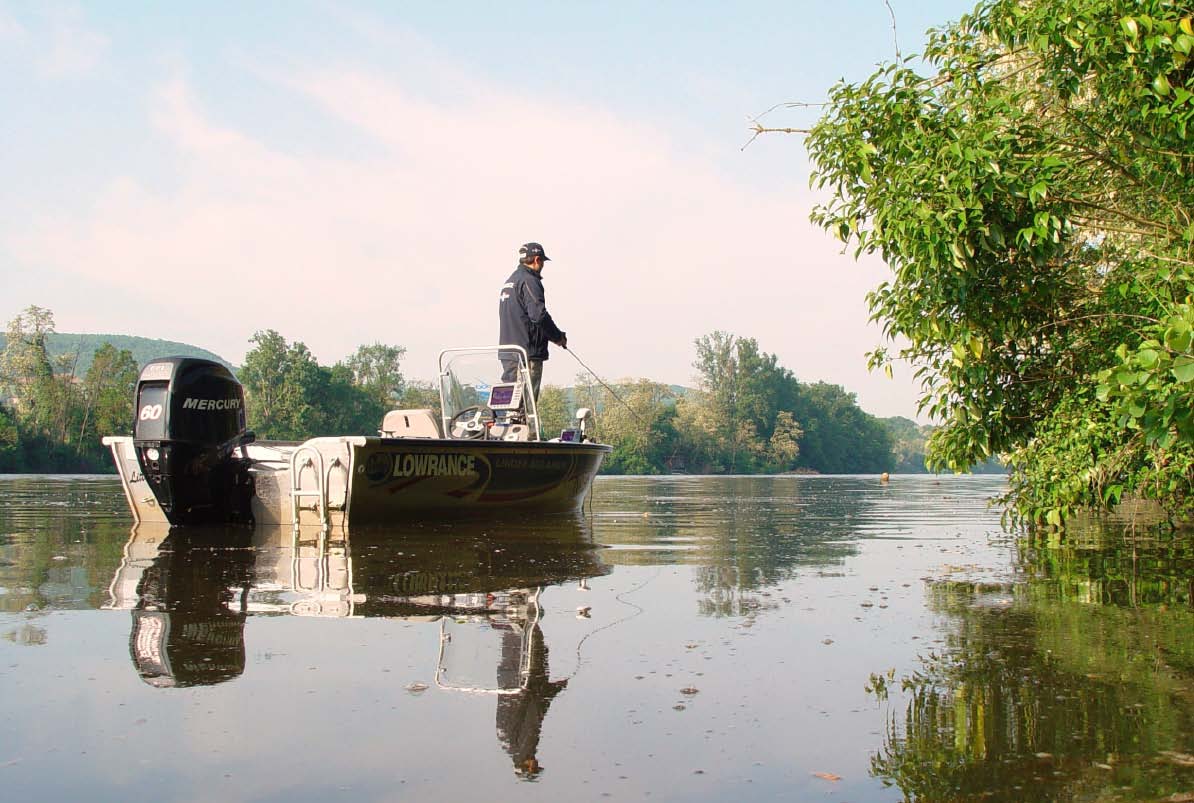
0,333,232,374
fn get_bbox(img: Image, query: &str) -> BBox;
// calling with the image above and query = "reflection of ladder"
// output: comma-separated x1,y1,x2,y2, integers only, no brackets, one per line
290,527,355,617
289,444,349,532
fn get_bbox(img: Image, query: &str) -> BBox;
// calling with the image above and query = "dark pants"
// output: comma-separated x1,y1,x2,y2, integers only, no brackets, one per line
528,360,543,401
500,359,544,401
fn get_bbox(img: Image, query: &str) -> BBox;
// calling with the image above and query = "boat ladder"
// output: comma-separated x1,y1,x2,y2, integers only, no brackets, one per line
289,445,349,532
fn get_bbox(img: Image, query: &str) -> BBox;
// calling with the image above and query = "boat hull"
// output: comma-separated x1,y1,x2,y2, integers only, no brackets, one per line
347,438,610,519
104,435,611,526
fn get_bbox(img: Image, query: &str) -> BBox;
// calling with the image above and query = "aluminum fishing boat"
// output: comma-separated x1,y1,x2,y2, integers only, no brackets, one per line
103,346,611,527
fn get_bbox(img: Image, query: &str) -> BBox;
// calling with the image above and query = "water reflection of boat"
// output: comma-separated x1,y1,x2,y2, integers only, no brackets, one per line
102,347,610,527
105,517,609,775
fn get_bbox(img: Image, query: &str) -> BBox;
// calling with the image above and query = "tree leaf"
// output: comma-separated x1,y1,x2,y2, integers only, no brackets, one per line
1173,356,1194,383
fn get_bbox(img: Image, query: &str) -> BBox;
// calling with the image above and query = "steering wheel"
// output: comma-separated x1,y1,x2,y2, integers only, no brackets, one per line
448,405,496,439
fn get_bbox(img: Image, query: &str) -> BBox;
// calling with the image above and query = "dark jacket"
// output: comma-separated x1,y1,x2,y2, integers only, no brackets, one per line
498,264,565,361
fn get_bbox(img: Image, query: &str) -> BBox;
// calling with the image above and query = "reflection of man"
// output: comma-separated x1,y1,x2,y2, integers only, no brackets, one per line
495,623,567,777
498,242,567,401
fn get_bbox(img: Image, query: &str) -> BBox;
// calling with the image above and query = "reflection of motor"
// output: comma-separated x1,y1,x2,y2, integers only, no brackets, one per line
132,357,255,526
129,530,252,688
130,610,247,688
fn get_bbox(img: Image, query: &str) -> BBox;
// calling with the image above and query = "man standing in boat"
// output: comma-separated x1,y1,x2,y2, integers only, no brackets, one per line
498,242,567,401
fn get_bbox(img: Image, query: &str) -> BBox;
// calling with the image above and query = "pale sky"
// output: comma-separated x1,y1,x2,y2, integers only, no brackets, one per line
0,1,975,419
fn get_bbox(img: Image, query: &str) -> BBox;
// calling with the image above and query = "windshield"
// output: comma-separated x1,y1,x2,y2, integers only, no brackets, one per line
438,347,539,438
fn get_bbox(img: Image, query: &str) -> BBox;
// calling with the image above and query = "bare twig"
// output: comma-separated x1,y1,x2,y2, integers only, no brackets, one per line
742,123,812,150
742,99,825,149
884,0,901,61
749,100,827,121
1140,250,1194,268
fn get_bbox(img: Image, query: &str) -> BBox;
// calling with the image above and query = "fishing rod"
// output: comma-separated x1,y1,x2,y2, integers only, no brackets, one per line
563,346,652,431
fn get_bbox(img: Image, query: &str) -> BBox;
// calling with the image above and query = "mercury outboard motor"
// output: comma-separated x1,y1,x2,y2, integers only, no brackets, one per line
133,357,255,525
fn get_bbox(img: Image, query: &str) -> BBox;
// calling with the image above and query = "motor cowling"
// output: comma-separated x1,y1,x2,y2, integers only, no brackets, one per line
133,357,255,525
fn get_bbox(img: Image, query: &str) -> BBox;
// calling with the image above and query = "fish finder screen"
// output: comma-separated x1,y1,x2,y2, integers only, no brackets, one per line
487,383,521,409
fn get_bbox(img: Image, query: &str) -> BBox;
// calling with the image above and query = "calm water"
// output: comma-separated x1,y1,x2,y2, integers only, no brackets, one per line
3,474,1194,802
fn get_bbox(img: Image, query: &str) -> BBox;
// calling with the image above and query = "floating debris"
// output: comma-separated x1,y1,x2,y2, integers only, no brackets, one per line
404,682,429,694
812,772,841,782
680,687,699,696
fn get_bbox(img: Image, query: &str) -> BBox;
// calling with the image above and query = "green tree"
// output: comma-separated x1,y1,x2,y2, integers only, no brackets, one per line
596,380,678,474
344,343,406,407
792,382,894,474
1,306,62,439
78,343,138,443
805,0,1194,523
395,380,442,420
766,410,802,471
241,330,327,439
0,307,124,470
536,384,572,440
0,404,18,472
882,416,931,473
241,331,404,439
321,362,387,435
690,332,789,473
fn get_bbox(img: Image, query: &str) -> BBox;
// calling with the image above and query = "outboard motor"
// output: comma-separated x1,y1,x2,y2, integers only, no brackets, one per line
133,357,255,525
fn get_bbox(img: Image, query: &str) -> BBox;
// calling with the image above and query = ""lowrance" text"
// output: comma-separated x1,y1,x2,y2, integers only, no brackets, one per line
393,453,476,478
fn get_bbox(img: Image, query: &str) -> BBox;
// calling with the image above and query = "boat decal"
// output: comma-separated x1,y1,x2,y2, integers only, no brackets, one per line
392,452,477,478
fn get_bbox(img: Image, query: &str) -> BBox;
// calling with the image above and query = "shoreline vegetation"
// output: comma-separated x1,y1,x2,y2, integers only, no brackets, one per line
797,0,1194,527
0,306,989,478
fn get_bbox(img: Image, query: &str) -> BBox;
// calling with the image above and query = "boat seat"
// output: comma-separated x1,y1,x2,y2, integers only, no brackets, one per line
501,423,532,441
380,409,442,439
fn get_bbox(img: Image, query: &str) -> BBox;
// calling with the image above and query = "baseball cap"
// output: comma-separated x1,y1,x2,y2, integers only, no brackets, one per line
519,242,551,261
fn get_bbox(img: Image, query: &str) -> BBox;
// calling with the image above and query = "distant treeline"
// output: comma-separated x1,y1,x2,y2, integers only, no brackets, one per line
1,305,990,475
534,331,999,475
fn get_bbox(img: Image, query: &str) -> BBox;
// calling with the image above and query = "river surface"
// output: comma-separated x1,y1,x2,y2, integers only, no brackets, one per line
2,474,1194,802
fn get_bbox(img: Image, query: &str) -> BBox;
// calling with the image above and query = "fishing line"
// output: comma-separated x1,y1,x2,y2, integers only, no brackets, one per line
564,566,661,683
563,347,651,431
